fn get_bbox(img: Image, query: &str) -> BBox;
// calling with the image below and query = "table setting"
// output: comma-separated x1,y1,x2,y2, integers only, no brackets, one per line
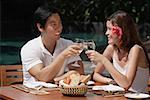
8,71,150,99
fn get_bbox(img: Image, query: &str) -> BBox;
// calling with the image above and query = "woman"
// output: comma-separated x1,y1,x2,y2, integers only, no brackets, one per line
21,4,84,85
86,10,150,93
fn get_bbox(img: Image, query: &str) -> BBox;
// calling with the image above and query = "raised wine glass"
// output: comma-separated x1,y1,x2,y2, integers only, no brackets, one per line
84,40,96,69
71,38,84,67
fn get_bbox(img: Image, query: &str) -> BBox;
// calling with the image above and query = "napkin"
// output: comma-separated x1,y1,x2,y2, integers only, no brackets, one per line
24,81,57,89
92,84,125,92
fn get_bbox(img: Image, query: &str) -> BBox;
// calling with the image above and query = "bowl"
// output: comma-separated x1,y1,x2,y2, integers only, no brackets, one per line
60,85,88,96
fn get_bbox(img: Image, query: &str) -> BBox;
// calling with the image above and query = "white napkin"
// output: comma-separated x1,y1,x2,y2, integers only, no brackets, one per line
24,81,57,89
92,84,125,92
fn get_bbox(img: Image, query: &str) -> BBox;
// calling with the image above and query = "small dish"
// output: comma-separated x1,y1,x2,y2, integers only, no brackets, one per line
86,81,95,85
124,93,150,99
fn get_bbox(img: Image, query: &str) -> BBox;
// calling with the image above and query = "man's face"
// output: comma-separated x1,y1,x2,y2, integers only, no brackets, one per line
42,13,63,40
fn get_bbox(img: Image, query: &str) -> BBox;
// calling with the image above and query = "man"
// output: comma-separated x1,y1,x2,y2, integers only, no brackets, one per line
20,4,84,85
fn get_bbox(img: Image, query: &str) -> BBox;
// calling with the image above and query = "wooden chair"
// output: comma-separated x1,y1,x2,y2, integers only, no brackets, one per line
0,65,23,86
148,76,150,93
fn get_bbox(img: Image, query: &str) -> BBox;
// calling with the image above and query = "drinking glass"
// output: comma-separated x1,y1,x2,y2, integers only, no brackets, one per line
71,38,84,67
84,40,96,68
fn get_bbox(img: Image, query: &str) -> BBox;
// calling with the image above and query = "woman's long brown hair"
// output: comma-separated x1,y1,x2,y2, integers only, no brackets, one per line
107,10,150,68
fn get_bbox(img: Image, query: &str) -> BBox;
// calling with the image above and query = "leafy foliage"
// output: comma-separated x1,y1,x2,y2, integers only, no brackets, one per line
47,0,150,23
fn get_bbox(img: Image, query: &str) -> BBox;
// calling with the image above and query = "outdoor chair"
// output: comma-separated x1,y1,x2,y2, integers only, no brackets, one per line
0,65,23,86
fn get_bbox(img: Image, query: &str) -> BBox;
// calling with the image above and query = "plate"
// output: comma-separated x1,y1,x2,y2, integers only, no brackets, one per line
92,84,125,92
124,93,150,99
86,81,95,85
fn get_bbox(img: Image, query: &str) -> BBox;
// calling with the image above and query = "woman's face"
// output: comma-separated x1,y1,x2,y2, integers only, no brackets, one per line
42,13,63,40
105,21,120,45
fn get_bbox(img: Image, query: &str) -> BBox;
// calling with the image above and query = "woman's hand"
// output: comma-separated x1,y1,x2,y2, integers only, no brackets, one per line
61,45,81,58
85,50,104,63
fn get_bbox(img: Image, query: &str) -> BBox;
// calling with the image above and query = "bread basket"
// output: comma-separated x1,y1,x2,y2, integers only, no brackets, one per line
60,85,88,96
59,74,91,96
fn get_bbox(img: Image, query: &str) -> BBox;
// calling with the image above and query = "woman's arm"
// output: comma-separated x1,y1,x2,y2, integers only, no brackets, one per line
86,45,142,90
93,63,113,83
93,45,114,83
100,45,141,90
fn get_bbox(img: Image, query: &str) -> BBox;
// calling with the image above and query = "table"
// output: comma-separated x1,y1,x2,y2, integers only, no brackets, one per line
0,85,128,100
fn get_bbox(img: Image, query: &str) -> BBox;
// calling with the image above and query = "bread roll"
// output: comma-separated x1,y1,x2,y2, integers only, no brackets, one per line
59,71,91,87
63,77,71,84
69,73,80,86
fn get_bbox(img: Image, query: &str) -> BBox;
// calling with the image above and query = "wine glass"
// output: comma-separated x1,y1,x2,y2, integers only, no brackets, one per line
71,38,84,67
84,40,96,69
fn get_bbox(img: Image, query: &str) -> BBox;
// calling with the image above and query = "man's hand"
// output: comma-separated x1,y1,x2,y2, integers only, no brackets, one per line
61,45,81,58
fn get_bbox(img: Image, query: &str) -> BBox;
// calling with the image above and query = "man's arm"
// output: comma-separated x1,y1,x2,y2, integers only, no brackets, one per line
29,45,81,82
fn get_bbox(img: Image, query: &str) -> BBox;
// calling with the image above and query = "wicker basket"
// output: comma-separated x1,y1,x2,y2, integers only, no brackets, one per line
60,85,88,96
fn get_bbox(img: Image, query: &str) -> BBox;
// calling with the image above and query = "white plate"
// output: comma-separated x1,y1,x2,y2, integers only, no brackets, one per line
124,93,150,99
88,86,93,89
86,81,95,85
